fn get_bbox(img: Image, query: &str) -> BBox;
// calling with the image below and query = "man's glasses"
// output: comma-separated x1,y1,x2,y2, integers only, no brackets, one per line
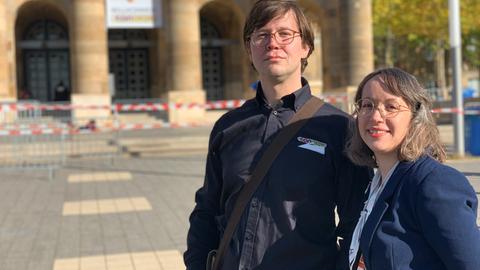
354,98,411,118
249,29,301,46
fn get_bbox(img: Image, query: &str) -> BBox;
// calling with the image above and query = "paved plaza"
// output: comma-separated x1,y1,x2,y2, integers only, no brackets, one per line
0,125,478,270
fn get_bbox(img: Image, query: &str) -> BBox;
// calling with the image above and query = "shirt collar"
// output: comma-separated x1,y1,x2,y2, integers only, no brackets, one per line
255,77,312,112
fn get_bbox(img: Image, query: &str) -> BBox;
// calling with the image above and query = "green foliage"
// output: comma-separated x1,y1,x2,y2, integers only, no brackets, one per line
373,0,480,83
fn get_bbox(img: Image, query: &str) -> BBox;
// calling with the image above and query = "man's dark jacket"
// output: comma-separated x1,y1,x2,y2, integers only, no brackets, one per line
185,80,371,270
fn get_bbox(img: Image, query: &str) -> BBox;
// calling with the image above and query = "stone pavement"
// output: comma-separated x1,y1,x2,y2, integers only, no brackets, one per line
0,124,478,270
0,154,206,270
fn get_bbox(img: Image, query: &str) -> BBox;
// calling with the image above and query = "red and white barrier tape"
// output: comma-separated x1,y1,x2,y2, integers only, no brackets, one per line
0,95,349,112
0,123,68,130
431,108,480,115
322,95,349,104
117,122,203,130
0,121,209,137
0,128,68,136
0,101,228,112
114,103,170,112
3,109,480,137
2,95,480,137
205,100,246,110
4,96,480,115
0,104,112,112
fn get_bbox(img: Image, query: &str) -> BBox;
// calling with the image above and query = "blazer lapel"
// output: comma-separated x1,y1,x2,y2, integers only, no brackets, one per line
360,158,419,267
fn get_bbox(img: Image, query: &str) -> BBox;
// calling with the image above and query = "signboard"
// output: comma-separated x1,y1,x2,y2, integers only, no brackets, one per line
106,0,162,29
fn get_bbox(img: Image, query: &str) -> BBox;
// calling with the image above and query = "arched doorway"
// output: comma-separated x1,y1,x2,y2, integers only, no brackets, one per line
200,17,224,100
200,0,245,100
108,29,151,100
19,19,70,101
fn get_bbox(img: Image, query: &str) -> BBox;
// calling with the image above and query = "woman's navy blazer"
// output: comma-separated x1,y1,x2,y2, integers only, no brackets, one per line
359,155,480,270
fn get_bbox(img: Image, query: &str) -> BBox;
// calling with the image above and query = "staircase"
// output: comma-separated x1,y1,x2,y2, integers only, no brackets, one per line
117,135,209,157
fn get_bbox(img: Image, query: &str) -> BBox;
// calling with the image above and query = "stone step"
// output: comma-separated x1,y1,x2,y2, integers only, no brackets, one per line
0,140,118,162
126,147,207,158
118,136,208,147
118,136,208,156
124,144,206,154
115,112,164,123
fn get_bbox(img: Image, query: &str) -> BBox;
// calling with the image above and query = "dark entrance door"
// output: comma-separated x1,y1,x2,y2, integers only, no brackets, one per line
24,50,69,101
20,20,70,102
201,18,224,101
108,49,149,99
108,29,150,100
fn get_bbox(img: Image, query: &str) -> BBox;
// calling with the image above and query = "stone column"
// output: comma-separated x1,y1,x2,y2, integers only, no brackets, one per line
303,22,323,96
166,0,206,124
321,0,373,113
341,0,374,86
319,1,343,90
0,1,14,102
70,0,110,123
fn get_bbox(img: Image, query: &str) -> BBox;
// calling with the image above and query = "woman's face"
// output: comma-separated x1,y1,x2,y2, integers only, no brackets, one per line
357,77,413,161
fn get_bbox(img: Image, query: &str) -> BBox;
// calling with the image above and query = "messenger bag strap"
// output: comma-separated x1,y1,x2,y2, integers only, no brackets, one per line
212,96,324,270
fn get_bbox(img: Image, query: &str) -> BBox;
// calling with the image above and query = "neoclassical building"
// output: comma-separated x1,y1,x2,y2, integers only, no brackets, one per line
0,0,373,122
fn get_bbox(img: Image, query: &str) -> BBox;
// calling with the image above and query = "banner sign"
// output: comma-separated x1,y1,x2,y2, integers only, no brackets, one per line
106,0,162,28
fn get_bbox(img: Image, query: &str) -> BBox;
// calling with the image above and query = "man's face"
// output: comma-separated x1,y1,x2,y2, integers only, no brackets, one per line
247,10,310,82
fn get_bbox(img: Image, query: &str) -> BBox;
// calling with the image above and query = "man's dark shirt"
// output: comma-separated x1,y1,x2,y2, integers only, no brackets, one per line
185,79,371,270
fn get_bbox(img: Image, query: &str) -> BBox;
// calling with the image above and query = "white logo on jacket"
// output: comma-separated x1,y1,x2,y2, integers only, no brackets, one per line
297,136,327,155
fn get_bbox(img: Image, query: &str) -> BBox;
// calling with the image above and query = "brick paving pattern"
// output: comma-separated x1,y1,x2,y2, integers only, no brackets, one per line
0,124,477,270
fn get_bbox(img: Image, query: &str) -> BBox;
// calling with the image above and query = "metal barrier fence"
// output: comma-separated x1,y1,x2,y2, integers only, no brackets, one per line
0,103,120,179
0,123,67,179
16,100,42,120
1,96,479,179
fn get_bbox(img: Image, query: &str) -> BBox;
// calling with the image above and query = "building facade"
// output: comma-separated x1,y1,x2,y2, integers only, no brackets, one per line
0,0,373,122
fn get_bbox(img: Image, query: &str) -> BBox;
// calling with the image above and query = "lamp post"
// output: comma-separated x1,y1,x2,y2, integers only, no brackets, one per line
449,0,464,157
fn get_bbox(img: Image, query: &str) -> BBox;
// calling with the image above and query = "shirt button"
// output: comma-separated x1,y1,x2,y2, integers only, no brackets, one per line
272,110,278,116
245,232,253,241
251,199,258,208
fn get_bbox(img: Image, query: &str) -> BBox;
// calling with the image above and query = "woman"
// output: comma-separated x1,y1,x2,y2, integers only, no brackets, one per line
346,68,480,270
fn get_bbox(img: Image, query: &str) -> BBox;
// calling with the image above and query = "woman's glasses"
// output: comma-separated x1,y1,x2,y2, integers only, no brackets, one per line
354,98,411,118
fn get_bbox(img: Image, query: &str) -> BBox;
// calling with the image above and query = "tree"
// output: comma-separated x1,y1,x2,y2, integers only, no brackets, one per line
461,0,480,78
373,0,480,99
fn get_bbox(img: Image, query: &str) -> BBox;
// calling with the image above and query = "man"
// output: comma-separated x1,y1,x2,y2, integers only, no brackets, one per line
185,1,371,269
54,80,70,101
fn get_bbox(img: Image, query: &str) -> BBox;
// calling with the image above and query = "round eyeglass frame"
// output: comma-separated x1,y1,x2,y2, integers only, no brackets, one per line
354,98,411,119
249,29,302,47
